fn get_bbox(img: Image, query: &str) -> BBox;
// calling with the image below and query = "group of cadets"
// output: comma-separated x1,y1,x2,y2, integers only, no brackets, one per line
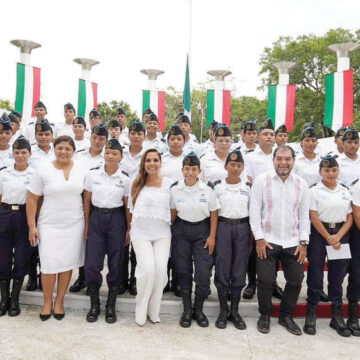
0,100,359,338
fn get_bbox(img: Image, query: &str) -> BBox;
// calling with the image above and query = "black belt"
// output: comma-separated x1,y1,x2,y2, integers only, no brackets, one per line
176,217,209,225
1,203,26,211
93,205,124,214
218,216,249,225
321,221,344,229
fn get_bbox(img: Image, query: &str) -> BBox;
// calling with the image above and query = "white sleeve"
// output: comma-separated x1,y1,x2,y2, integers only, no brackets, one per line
208,187,220,212
27,169,44,196
0,171,4,195
249,176,265,240
123,177,131,198
84,172,92,192
309,188,318,211
352,184,360,207
298,182,310,241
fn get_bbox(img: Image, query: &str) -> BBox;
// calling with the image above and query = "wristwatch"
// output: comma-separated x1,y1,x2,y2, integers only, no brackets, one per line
300,240,309,247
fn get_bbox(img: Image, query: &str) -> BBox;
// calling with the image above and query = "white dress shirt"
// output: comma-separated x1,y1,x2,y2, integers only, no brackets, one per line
183,138,202,157
351,180,360,207
142,137,168,153
56,123,75,138
23,121,57,145
293,152,321,187
75,148,105,172
338,153,360,187
250,170,310,248
120,147,144,179
161,152,185,182
29,145,55,169
0,148,14,169
245,147,274,180
74,138,91,153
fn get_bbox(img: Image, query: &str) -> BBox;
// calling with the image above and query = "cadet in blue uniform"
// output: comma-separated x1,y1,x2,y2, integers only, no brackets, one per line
84,138,130,323
0,136,35,316
170,152,220,328
304,156,353,337
214,149,251,330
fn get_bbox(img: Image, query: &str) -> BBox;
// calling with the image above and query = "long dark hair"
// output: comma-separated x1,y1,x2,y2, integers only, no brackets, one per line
131,149,162,207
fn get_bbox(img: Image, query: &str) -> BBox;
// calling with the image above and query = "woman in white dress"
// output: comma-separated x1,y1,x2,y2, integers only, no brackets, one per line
27,135,86,321
129,149,173,326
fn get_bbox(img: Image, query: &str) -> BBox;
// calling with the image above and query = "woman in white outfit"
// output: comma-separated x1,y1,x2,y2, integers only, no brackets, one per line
129,148,172,326
27,135,86,321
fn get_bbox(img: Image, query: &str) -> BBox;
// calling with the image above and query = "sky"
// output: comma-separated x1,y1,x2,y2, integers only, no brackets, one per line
1,0,360,123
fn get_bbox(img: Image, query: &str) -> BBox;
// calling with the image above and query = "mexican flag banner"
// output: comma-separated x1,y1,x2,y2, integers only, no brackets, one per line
267,84,296,131
206,89,231,128
142,90,166,131
78,79,98,120
15,63,41,121
324,70,353,131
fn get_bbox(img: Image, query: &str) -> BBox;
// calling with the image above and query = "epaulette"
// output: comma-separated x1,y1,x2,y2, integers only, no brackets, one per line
31,143,37,146
75,149,85,153
0,166,7,171
194,139,199,143
234,146,241,150
28,122,34,125
121,170,129,177
207,181,214,189
245,149,254,154
213,180,222,186
160,138,166,143
340,183,349,190
90,166,100,171
50,123,55,126
246,181,252,188
350,179,359,186
199,154,205,159
309,183,317,188
170,181,178,188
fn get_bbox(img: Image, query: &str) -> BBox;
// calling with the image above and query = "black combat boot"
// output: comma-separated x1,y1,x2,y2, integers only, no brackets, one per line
86,285,100,322
26,271,37,292
303,303,317,335
180,292,192,328
242,282,256,300
105,286,118,324
129,277,137,296
215,291,229,329
192,295,209,327
228,294,246,330
0,280,10,316
347,301,360,336
272,282,284,300
69,267,86,293
330,304,351,337
8,279,24,317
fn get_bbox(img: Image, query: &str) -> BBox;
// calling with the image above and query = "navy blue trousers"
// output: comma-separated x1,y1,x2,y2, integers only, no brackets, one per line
307,225,350,306
0,206,31,280
85,208,127,288
172,218,214,298
215,221,250,296
347,225,360,302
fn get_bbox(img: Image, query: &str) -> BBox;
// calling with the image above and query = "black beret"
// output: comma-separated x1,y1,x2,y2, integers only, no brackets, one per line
9,114,20,125
89,109,100,118
243,120,257,133
105,138,123,153
34,101,46,110
301,127,317,140
183,152,200,167
176,114,191,125
275,124,288,135
225,149,244,165
335,127,347,138
146,113,158,123
92,124,108,137
108,119,122,130
259,118,274,131
35,120,53,133
342,129,359,141
214,125,232,138
129,121,145,133
73,116,86,127
12,136,31,152
209,120,219,130
320,155,339,168
0,114,12,131
115,107,126,116
11,111,22,119
64,103,76,112
167,124,185,140
143,108,153,115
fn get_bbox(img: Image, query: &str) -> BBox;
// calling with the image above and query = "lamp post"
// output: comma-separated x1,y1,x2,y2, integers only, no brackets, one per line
207,70,232,91
10,39,41,65
272,62,295,85
140,69,164,90
73,58,100,81
328,43,360,72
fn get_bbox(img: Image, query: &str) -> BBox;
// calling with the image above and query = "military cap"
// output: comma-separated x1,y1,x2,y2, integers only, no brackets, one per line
214,125,232,138
115,107,126,116
183,152,200,167
105,137,123,153
35,120,53,133
146,113,159,123
92,124,108,137
335,127,347,139
129,121,145,133
89,109,100,119
176,114,191,125
34,101,46,110
243,120,257,133
319,155,339,169
209,120,219,130
9,113,20,125
143,108,153,115
12,136,31,152
342,129,359,141
225,149,244,165
303,122,315,129
259,118,274,131
0,114,12,131
10,111,22,119
73,116,86,127
167,124,185,140
275,124,288,135
108,119,122,130
301,127,317,140
64,103,76,112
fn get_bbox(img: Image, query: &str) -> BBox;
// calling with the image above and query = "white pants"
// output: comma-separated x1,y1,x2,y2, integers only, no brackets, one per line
131,237,170,326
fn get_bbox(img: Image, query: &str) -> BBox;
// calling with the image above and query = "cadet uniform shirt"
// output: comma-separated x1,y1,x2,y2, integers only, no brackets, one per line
183,138,202,157
200,139,215,155
0,148,14,168
214,179,250,219
351,180,360,207
74,138,90,154
292,142,323,157
29,145,55,169
170,180,220,222
119,127,130,146
0,166,35,204
293,152,322,186
75,148,105,172
161,152,185,182
245,147,274,180
56,123,75,138
250,170,310,248
338,153,360,187
310,182,352,223
120,147,144,179
142,137,168,153
23,122,57,145
84,165,131,208
9,129,24,146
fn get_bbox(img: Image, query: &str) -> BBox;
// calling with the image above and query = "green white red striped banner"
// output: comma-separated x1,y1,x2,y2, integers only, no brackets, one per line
15,63,41,121
78,79,98,120
324,70,353,131
267,84,296,131
142,90,166,131
206,90,231,128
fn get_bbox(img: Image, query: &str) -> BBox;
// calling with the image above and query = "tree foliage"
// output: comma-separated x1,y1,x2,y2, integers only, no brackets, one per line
97,100,138,126
0,99,14,112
